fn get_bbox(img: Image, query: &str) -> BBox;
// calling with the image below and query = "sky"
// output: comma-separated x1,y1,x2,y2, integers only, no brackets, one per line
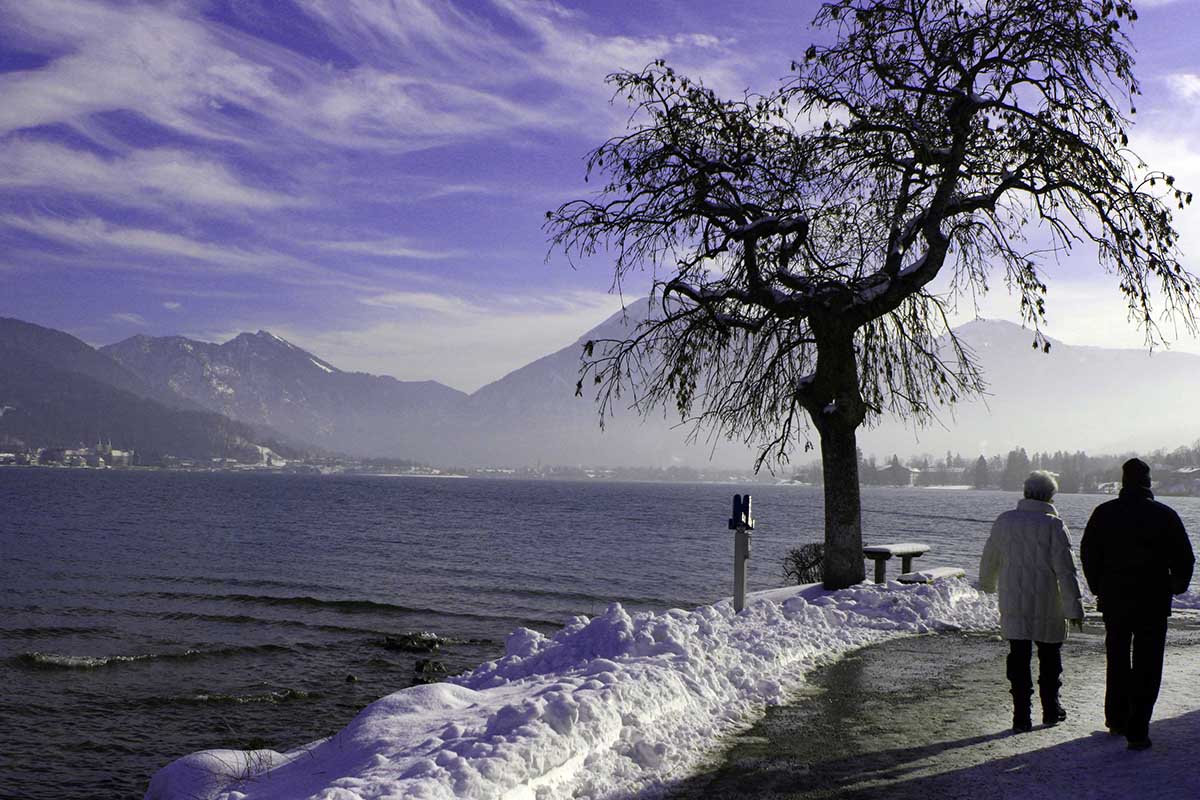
3,0,1200,393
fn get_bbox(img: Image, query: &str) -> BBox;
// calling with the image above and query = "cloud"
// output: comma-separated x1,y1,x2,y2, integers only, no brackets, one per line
1127,131,1200,267
358,291,479,315
0,0,279,141
2,213,396,291
492,0,754,110
2,215,277,270
162,301,183,311
0,0,759,150
1166,73,1200,102
950,278,1200,355
322,239,458,260
110,311,148,325
280,290,627,391
0,139,301,210
0,0,650,151
149,286,255,300
0,0,775,291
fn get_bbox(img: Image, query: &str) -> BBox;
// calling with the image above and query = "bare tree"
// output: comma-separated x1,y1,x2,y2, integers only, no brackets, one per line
548,0,1198,589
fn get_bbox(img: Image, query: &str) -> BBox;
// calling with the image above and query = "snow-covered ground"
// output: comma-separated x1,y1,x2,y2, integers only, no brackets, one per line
145,580,999,800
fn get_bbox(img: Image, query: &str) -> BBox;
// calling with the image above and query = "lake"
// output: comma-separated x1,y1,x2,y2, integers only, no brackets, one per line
3,469,1199,799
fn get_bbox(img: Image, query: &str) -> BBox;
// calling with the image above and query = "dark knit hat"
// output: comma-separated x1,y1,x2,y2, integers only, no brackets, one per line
1122,457,1151,488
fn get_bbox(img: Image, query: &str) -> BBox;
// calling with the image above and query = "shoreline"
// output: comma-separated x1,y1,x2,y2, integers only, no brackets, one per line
145,579,1001,799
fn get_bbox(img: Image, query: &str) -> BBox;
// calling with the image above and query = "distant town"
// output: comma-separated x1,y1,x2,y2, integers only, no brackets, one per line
6,439,1200,496
0,440,769,483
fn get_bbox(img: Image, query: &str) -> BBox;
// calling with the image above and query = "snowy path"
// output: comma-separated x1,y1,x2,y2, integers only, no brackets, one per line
670,613,1200,800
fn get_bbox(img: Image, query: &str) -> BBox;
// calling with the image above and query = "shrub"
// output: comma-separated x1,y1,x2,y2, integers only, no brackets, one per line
783,543,824,585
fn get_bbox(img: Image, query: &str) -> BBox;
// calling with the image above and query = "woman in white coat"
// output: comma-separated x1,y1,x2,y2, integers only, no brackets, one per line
980,470,1085,732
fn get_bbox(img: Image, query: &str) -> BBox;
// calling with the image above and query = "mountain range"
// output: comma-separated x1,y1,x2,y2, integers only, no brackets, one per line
0,318,293,462
2,311,1199,467
100,330,466,461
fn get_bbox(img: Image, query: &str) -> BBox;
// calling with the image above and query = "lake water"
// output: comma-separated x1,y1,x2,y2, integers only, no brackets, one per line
3,469,1199,800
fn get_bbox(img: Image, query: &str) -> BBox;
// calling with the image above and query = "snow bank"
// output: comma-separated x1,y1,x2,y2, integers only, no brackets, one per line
145,579,998,800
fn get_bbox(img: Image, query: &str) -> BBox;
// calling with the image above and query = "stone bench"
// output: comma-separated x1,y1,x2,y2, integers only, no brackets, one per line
897,566,966,584
863,542,931,584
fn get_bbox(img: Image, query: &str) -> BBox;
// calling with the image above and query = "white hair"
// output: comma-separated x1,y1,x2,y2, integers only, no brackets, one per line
1023,470,1058,502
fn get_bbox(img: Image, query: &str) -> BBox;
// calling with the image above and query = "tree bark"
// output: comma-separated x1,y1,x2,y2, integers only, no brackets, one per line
818,419,866,589
806,323,868,590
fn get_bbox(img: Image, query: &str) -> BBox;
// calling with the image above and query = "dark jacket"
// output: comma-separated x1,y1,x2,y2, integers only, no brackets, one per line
1080,487,1195,620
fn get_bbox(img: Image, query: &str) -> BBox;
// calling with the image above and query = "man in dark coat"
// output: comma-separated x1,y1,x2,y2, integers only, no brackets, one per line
1080,458,1195,751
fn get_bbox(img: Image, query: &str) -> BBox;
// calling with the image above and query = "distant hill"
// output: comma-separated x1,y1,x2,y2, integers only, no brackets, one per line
0,317,194,411
0,319,292,461
456,303,755,467
102,330,468,460
856,318,1200,459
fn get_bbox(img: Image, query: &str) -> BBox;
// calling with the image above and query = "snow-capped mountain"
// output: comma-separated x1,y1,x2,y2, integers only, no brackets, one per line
102,330,468,460
0,318,287,460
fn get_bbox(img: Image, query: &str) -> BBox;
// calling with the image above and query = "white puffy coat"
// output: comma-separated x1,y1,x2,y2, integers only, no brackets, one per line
979,499,1084,643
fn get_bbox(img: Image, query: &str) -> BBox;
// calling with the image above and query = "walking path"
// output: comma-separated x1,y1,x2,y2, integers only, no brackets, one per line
667,613,1200,800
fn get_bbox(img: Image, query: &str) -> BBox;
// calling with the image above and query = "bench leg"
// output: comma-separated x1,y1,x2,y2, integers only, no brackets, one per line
874,559,887,584
901,555,913,573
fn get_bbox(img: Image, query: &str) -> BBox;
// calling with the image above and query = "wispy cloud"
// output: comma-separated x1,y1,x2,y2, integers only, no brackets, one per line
110,311,148,325
322,239,459,260
0,0,661,151
2,215,277,270
4,0,756,148
162,301,182,311
0,139,302,210
358,291,479,315
0,0,279,142
1166,73,1200,102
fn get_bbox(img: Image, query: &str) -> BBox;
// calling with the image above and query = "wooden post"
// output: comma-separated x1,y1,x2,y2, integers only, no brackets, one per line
874,558,887,585
729,494,755,612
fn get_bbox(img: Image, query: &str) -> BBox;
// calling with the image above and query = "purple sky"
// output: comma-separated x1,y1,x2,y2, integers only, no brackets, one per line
3,0,1200,391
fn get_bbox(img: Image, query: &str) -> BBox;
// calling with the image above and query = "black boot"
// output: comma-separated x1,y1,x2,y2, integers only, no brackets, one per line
1040,687,1067,726
1036,642,1066,727
1007,641,1034,733
1012,689,1033,733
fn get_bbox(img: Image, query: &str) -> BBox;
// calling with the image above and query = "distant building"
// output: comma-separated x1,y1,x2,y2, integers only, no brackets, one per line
876,463,920,487
97,439,134,467
1157,466,1200,497
38,447,67,465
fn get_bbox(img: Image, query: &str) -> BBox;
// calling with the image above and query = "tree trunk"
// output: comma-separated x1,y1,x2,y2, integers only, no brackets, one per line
806,323,868,590
818,418,866,589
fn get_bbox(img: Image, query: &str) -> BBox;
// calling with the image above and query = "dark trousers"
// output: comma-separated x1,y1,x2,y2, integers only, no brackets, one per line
1103,615,1168,740
1007,639,1063,697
